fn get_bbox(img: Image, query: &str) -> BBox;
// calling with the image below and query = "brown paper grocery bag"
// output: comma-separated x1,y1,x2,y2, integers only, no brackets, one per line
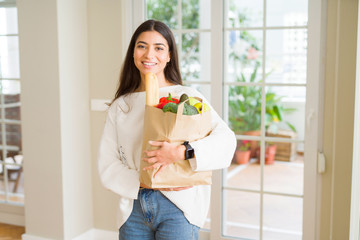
140,101,212,188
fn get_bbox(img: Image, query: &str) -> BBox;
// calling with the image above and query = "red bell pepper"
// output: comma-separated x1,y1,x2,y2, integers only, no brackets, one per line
156,93,179,109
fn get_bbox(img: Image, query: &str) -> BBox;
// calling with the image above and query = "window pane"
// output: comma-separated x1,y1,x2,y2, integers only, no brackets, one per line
227,146,261,191
226,0,263,28
2,79,20,95
224,190,260,239
182,0,210,29
5,124,21,150
265,86,305,140
146,0,178,29
263,152,304,195
0,164,24,204
0,36,20,78
181,32,210,82
228,86,262,134
267,0,308,27
184,83,211,103
266,29,307,84
263,194,303,240
225,30,263,83
5,105,20,121
0,7,18,35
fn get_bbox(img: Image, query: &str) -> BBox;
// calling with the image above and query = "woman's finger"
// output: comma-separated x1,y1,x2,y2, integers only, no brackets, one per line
148,140,164,147
143,162,162,171
143,156,157,163
144,150,157,158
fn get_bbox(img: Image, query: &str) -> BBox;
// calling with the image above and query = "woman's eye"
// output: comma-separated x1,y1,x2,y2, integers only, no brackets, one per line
137,45,145,49
156,47,164,51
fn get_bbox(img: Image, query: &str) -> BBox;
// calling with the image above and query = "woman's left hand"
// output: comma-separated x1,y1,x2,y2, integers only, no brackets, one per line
143,140,185,177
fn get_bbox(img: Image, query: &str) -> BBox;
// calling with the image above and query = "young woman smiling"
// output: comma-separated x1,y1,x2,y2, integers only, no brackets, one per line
98,19,236,240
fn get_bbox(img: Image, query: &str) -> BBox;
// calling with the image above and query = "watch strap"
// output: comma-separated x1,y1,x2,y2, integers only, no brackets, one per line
183,141,194,160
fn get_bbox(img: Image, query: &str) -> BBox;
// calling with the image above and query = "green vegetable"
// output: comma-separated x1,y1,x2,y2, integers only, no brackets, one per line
162,102,178,113
183,104,199,115
162,101,199,115
179,93,189,103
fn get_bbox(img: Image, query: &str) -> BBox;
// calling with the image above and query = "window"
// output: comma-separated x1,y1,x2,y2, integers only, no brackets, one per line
0,1,23,205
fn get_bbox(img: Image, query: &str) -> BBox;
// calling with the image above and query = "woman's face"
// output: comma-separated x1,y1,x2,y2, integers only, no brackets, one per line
133,31,171,78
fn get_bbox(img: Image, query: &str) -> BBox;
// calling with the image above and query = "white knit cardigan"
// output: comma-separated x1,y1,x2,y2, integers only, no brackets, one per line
98,85,237,228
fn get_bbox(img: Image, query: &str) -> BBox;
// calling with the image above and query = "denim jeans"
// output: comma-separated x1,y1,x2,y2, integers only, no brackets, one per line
119,188,199,240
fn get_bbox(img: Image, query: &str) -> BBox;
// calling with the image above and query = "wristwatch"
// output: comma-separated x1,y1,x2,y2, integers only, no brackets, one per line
183,141,194,160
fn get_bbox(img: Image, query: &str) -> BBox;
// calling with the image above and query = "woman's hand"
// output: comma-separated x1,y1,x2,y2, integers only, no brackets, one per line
140,182,192,191
143,140,185,177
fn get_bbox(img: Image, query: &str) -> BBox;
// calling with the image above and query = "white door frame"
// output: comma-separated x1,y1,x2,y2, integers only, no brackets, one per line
349,2,360,239
304,0,327,239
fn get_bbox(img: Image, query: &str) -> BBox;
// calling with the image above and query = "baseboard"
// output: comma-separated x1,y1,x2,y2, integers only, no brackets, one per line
22,229,117,240
73,228,117,240
0,211,25,226
22,234,51,240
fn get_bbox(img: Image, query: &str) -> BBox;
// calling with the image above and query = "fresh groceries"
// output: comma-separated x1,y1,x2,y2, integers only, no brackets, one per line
156,93,180,109
144,72,210,115
145,72,159,106
156,93,210,115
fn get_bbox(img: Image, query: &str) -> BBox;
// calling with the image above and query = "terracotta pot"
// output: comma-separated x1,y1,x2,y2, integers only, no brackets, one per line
244,130,261,158
235,150,251,164
257,145,277,164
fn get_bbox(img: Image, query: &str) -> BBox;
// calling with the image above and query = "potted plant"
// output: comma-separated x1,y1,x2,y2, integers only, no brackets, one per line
234,140,251,164
227,14,297,161
228,63,297,158
256,142,277,165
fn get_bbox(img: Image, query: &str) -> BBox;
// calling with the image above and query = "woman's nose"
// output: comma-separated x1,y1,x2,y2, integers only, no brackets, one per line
144,48,155,58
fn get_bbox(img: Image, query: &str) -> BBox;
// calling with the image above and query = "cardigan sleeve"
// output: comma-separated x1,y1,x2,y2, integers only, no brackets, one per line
186,90,237,172
97,102,140,200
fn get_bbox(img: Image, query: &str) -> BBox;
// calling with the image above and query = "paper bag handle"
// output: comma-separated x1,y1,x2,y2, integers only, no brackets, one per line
176,98,206,119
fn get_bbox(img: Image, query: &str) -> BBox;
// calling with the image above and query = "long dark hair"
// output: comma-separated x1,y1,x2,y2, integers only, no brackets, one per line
112,19,182,103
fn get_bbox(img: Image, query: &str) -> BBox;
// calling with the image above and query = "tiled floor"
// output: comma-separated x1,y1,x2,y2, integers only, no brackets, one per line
204,155,304,240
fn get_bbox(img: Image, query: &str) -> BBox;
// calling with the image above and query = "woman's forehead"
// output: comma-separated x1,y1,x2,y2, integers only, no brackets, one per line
136,31,168,46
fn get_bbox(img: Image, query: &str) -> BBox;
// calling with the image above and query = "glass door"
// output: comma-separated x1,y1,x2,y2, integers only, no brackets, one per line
223,0,307,239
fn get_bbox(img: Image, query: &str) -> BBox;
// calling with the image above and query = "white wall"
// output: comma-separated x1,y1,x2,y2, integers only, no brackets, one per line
87,0,124,231
17,0,92,239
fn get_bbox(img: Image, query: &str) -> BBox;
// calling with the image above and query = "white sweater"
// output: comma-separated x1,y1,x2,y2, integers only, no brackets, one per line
98,85,236,228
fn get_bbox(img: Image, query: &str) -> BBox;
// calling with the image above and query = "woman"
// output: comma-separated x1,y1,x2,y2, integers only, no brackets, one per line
98,19,236,240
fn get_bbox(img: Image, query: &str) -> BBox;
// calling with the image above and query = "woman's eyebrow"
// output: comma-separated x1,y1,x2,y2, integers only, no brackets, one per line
136,41,166,47
136,41,148,45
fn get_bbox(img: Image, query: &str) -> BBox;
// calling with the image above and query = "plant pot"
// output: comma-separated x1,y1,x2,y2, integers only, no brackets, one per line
235,150,251,164
244,130,261,158
257,145,277,165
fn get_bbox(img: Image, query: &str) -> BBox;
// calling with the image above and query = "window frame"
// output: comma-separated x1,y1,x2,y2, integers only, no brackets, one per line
0,0,25,226
349,3,360,239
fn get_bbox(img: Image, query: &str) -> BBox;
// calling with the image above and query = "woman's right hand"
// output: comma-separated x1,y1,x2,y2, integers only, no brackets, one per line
140,182,192,191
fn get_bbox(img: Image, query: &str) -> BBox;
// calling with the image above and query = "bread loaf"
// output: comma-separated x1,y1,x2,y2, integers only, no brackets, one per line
145,72,159,106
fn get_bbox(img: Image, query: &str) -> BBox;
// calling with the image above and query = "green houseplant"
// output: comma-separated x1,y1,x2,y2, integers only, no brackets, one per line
228,63,297,135
228,62,297,159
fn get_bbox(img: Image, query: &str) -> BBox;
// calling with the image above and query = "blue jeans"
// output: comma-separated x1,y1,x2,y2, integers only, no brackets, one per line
119,189,199,240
